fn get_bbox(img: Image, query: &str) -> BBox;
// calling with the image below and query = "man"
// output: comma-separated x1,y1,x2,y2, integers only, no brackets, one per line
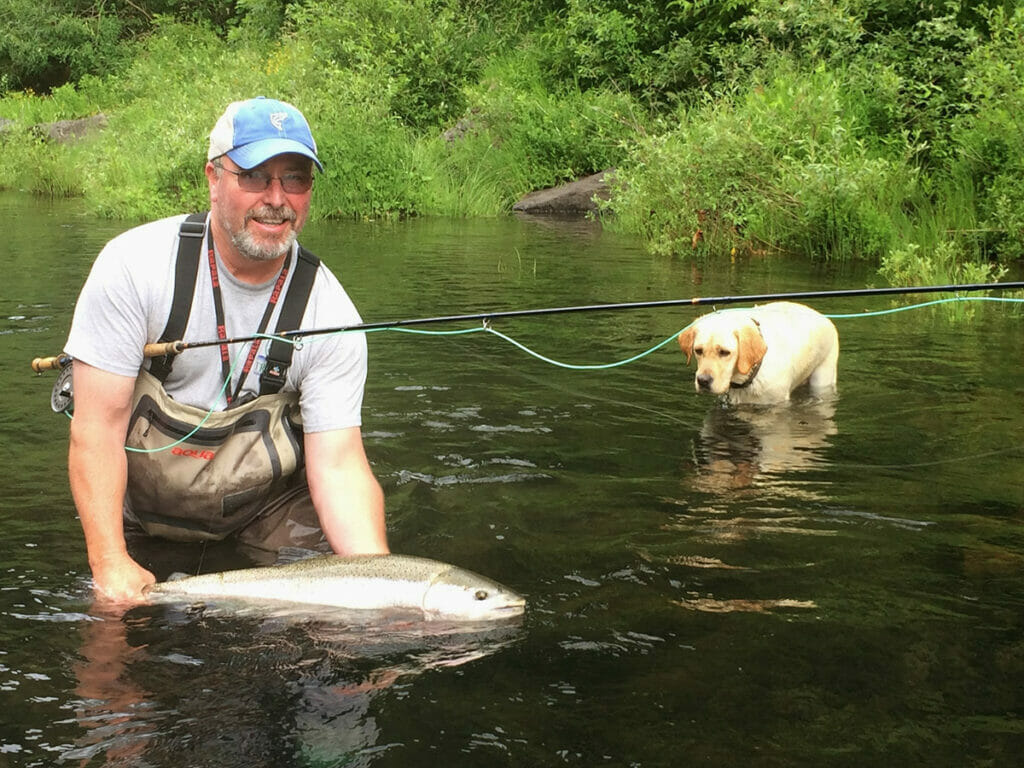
65,97,389,603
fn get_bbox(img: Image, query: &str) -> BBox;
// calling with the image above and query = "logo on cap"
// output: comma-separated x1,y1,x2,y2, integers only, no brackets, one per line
269,111,289,132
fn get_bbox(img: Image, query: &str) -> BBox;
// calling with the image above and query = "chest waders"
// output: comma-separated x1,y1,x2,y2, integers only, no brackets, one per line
124,213,320,541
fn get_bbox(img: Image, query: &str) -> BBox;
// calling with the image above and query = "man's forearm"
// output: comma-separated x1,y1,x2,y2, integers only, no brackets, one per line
69,425,155,601
69,426,131,571
305,427,389,556
315,470,388,555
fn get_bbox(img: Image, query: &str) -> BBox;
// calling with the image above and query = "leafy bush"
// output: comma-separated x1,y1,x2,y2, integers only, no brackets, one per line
464,55,640,190
288,0,495,129
609,58,920,260
537,0,748,106
859,4,981,169
948,6,1024,261
0,0,127,93
731,0,865,61
308,77,418,218
879,241,1006,292
0,0,245,94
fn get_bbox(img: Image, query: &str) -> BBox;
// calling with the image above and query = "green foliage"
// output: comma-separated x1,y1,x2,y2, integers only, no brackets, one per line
289,0,495,129
230,0,292,41
732,0,865,60
609,59,920,260
0,1,242,94
308,80,418,218
538,0,749,106
878,241,1009,320
0,0,1020,275
0,21,271,217
0,0,127,93
0,80,99,124
410,130,527,217
403,53,642,216
878,241,1007,323
79,22,264,219
858,2,982,169
0,128,87,197
0,19,424,219
947,6,1024,261
463,55,640,190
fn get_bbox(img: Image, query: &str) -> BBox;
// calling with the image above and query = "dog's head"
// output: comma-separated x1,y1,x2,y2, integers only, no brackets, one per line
678,312,767,395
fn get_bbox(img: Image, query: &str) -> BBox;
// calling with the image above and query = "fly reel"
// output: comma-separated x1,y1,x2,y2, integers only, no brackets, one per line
50,362,74,415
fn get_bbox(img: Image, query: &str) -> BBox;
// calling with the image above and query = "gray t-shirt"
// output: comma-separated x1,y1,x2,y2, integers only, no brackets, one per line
65,214,367,432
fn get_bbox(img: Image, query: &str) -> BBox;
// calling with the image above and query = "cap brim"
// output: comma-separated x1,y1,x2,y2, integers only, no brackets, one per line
226,139,324,172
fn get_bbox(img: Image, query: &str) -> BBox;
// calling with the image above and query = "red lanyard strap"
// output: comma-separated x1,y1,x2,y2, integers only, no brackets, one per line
207,246,290,406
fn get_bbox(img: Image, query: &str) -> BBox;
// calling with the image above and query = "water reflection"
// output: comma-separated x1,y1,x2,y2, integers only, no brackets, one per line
69,610,155,766
654,396,840,615
683,394,838,499
670,596,818,613
64,599,522,766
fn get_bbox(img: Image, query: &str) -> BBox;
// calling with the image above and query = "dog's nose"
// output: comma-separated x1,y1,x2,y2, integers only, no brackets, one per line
696,373,714,390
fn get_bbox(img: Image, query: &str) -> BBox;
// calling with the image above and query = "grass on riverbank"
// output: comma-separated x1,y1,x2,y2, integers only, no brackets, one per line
1,7,1022,288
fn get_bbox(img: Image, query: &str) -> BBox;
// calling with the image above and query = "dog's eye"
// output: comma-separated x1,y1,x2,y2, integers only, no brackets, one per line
719,349,731,358
693,346,704,356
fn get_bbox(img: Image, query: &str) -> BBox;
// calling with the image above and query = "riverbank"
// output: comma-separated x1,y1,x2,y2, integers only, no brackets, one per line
1,2,1022,279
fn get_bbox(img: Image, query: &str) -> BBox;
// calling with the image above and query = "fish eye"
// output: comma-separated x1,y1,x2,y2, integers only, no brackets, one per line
474,590,489,601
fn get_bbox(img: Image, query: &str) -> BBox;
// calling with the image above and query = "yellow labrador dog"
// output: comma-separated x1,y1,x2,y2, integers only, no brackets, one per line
677,302,838,404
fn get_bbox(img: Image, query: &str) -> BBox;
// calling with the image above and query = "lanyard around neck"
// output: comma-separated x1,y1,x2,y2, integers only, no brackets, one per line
206,245,290,406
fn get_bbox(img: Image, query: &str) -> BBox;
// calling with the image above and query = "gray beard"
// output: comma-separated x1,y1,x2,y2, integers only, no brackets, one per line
220,204,298,262
230,227,296,262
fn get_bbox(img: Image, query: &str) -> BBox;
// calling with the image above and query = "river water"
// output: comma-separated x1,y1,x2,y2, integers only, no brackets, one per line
1,191,1022,767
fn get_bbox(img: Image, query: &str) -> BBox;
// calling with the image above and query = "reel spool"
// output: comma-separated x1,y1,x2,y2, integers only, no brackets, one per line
50,363,74,414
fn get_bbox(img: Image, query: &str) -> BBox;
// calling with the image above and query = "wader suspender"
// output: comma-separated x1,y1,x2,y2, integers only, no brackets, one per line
149,213,320,395
149,213,206,383
259,245,319,394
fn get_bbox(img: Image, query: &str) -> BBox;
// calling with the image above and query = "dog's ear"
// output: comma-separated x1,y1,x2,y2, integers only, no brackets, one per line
735,322,767,375
678,326,696,364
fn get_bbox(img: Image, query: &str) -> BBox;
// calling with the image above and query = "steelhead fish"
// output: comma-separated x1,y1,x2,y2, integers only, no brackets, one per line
145,553,526,621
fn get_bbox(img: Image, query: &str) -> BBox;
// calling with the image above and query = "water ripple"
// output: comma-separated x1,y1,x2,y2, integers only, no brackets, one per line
672,597,818,613
394,469,552,486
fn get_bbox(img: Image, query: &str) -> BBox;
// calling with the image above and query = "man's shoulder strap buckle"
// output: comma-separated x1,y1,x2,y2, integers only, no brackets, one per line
258,246,320,396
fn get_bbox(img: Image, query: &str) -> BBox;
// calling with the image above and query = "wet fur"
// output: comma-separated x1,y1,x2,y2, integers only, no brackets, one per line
677,302,839,405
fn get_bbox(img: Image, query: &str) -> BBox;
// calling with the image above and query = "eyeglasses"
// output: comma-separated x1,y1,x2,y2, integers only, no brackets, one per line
215,163,314,194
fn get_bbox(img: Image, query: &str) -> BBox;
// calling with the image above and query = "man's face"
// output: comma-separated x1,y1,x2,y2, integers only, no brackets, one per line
206,153,313,263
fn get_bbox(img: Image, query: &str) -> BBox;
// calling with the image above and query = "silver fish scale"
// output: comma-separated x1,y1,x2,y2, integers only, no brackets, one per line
146,553,526,620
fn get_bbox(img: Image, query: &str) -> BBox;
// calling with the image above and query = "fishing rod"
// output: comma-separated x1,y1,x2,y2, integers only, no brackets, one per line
30,280,1024,372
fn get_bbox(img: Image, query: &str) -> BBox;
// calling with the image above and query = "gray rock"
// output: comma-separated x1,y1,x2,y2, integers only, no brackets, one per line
34,113,108,143
513,169,614,214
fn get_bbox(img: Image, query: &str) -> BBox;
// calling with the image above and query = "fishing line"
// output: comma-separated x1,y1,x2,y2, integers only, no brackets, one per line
482,326,681,371
40,290,1024,455
123,342,251,454
433,325,700,429
244,293,1024,372
84,280,1024,362
823,294,1024,318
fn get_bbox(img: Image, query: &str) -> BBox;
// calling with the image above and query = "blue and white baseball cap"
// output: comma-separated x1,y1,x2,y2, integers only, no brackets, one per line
208,97,323,171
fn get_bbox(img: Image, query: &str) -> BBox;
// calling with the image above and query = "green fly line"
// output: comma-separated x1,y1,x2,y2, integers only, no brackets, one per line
120,342,250,454
344,293,1024,371
101,293,1023,454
